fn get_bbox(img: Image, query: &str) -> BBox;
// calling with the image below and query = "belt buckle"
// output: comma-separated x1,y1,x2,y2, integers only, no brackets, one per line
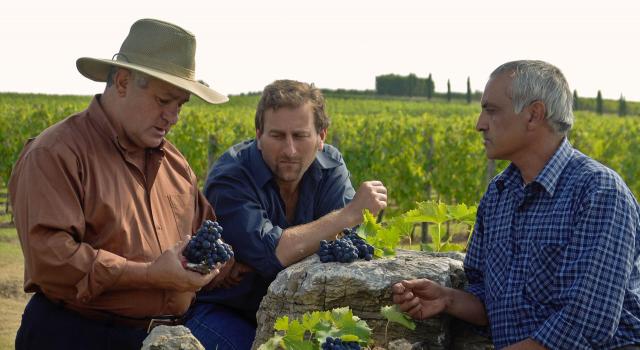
146,318,173,333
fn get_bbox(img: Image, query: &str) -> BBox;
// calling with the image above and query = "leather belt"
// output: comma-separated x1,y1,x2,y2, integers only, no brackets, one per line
49,296,185,333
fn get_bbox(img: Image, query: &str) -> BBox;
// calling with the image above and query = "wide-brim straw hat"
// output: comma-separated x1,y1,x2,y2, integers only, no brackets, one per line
76,18,228,104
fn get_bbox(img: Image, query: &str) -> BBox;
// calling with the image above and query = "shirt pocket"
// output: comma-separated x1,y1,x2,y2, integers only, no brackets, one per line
524,240,567,305
168,193,195,237
485,239,513,302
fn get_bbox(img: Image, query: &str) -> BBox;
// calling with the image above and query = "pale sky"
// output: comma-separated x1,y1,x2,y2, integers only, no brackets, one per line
2,0,639,100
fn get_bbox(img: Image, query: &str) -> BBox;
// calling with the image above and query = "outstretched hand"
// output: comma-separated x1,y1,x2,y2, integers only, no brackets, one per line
391,279,449,320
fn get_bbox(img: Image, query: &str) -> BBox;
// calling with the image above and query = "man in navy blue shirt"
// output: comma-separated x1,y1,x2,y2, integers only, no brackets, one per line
187,80,387,349
393,60,640,349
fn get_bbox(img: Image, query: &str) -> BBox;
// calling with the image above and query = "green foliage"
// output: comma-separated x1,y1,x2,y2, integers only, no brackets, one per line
403,201,476,252
358,201,476,255
380,305,416,330
258,307,372,350
446,79,452,102
3,93,640,219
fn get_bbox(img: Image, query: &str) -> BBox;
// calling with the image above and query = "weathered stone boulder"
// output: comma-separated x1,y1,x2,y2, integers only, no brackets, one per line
253,249,493,349
141,325,204,350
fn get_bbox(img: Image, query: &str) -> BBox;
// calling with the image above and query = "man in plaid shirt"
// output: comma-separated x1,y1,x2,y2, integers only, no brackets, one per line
392,60,640,349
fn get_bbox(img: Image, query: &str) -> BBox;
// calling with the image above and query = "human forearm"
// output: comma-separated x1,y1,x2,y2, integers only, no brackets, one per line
502,339,547,350
442,287,489,326
275,207,359,266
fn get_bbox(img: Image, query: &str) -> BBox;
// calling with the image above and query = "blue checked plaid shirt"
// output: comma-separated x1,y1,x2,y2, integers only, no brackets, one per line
464,138,640,349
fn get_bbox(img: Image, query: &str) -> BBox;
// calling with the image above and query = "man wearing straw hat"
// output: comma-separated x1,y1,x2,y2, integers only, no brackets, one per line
10,18,231,350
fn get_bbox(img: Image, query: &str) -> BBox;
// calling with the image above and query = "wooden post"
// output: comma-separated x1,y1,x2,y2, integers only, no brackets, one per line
421,133,435,244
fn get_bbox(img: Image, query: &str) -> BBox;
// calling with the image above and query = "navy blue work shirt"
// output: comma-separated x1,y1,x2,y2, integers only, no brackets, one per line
465,138,640,349
197,140,355,318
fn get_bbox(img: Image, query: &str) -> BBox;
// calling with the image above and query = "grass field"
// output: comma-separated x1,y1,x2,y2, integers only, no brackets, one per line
0,226,27,349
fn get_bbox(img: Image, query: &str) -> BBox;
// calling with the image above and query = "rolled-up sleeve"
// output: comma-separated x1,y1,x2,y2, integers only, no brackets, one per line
205,167,285,280
10,146,127,302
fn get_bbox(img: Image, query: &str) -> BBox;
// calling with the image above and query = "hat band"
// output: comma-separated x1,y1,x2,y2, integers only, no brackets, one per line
116,52,196,81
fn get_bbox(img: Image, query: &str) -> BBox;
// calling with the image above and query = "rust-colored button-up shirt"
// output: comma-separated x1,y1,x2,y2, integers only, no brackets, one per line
9,95,213,318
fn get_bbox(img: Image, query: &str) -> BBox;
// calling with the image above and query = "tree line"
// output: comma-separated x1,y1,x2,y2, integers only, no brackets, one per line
375,73,639,116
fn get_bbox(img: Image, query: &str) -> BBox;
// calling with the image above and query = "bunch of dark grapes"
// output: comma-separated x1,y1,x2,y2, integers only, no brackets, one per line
183,220,234,274
342,228,374,261
317,228,374,263
321,337,361,350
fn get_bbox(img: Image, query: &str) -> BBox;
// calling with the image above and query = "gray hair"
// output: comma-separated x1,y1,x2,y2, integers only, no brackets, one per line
491,60,574,134
106,66,150,89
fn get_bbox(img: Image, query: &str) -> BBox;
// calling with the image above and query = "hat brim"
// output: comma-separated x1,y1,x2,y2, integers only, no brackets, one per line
76,57,229,104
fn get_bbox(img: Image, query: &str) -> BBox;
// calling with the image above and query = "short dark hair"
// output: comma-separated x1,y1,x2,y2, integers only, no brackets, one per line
255,80,329,133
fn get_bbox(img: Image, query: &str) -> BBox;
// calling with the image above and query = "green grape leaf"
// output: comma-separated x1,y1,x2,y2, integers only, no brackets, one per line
331,307,372,342
285,320,306,341
359,209,383,237
258,335,284,350
403,201,448,224
274,315,289,331
380,305,416,330
340,334,360,342
281,320,314,350
302,311,325,331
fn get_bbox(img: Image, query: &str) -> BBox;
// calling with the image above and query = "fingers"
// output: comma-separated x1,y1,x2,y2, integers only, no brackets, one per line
173,235,191,254
391,282,406,294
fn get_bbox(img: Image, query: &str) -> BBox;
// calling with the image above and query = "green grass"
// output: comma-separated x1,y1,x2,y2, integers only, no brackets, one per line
0,226,25,349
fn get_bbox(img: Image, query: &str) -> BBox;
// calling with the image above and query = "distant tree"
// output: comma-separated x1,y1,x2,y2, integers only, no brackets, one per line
427,73,434,100
466,77,472,104
596,90,603,115
447,79,452,102
573,89,579,111
407,73,418,97
619,95,627,116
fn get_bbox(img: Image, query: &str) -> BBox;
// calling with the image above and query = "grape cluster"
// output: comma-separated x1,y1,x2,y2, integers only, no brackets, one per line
183,220,234,274
321,337,361,350
317,228,374,263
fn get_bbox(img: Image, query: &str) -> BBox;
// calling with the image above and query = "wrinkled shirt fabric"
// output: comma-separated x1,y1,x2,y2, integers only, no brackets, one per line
9,95,212,318
198,140,355,317
465,138,640,349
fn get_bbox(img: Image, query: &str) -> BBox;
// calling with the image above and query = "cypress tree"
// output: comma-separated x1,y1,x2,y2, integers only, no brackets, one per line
596,90,603,115
466,77,472,104
573,89,579,111
618,95,627,116
447,79,452,102
427,73,434,100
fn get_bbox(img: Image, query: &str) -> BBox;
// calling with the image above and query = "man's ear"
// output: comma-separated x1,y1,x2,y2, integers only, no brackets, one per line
318,128,327,150
256,129,262,150
527,101,547,130
114,68,131,97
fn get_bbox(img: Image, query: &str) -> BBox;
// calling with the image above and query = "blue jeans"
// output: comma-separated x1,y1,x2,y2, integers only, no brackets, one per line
15,293,148,350
186,302,256,350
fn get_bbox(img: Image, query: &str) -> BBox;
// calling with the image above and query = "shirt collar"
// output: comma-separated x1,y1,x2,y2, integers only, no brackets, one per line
495,137,573,196
532,137,573,196
246,140,342,188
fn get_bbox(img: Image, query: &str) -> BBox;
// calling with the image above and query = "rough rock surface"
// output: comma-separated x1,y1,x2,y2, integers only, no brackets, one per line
253,249,493,349
141,325,204,350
